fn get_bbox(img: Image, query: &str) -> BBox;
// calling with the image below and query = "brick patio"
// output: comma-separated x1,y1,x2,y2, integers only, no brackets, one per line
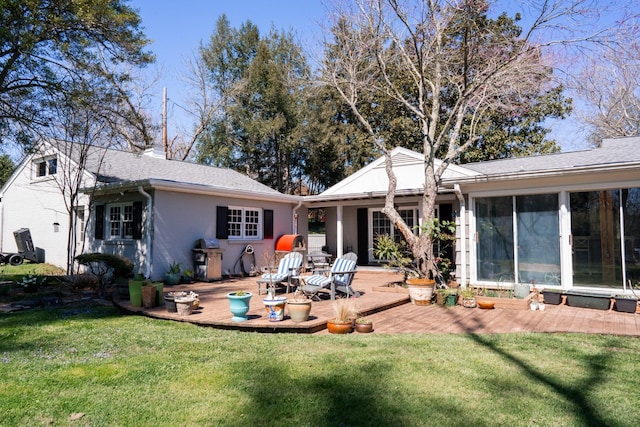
114,269,640,336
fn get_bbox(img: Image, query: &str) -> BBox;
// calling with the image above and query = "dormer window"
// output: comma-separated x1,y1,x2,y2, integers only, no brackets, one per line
34,157,57,178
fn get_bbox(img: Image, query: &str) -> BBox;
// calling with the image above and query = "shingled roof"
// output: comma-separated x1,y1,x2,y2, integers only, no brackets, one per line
74,144,290,199
459,136,640,177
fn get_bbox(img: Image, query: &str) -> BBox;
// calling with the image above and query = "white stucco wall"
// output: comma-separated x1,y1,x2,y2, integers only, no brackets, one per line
0,156,90,269
146,190,299,280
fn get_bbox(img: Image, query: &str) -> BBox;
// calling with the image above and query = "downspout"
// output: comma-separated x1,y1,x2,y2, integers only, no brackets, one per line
454,184,467,288
292,199,302,235
138,186,153,279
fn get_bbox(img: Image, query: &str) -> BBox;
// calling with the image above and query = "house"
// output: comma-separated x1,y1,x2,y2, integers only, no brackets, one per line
305,137,640,295
0,142,305,279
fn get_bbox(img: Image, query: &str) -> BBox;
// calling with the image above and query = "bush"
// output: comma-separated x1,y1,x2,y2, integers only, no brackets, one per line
75,253,134,278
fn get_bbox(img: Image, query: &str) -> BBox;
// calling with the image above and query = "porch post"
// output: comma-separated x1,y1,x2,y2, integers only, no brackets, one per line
336,204,344,258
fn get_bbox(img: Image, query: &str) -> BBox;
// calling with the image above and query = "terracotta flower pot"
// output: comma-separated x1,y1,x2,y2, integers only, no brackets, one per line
327,319,352,334
287,299,312,323
355,321,373,333
406,278,436,305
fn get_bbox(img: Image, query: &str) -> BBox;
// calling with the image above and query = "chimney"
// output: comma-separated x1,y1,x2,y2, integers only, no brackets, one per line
143,145,167,159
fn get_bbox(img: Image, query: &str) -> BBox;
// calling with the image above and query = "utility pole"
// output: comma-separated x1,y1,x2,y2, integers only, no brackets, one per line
162,87,168,155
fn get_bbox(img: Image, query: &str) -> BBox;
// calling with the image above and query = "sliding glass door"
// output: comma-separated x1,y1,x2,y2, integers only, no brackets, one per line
476,194,560,286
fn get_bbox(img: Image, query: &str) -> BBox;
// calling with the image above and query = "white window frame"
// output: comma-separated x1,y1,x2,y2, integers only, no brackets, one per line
228,206,263,240
33,156,57,179
106,202,134,240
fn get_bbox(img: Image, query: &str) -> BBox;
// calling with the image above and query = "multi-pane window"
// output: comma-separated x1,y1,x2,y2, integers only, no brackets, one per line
228,207,262,240
107,203,134,239
34,157,57,177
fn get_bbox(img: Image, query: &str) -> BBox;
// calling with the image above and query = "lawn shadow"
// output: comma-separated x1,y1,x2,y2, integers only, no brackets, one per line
449,309,617,427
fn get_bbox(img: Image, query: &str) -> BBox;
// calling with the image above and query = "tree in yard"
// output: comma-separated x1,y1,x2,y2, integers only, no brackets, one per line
0,153,15,187
0,0,154,150
323,0,625,279
571,38,640,145
195,16,310,194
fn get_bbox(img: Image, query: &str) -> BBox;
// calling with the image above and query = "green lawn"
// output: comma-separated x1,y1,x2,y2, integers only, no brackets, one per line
1,303,639,427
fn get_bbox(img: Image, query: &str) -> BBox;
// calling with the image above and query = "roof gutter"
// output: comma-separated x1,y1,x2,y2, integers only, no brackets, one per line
137,186,153,279
84,179,302,204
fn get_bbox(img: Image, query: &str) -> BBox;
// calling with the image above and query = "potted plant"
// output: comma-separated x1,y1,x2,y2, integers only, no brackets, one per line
613,294,638,313
263,286,286,322
127,273,145,307
373,234,435,305
354,316,373,333
141,279,157,308
542,288,563,305
286,288,312,323
165,261,182,285
227,290,252,322
182,269,194,283
327,298,357,334
460,287,476,308
165,291,186,312
174,293,196,316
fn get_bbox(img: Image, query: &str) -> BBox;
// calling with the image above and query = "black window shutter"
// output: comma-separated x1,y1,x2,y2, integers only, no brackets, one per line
216,206,229,239
132,201,143,240
263,209,274,239
95,205,104,240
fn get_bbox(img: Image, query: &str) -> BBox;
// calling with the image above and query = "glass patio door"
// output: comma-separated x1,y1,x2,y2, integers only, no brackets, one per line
476,194,561,286
570,190,622,288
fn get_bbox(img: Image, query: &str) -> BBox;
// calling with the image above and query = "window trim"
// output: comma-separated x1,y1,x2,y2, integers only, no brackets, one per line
33,156,57,179
227,206,263,241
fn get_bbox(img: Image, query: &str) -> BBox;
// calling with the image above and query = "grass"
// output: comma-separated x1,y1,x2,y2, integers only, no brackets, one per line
1,303,639,426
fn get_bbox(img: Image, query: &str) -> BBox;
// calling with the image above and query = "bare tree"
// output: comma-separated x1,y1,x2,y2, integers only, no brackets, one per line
571,38,640,145
323,0,633,279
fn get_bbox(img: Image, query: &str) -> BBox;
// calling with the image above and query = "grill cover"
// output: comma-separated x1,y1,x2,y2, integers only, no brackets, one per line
275,234,305,251
195,238,220,249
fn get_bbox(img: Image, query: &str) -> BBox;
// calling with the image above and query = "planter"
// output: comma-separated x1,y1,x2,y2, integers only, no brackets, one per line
142,285,157,308
154,282,164,306
165,273,181,285
461,297,476,308
542,289,563,305
263,297,287,322
614,295,638,313
565,291,611,310
477,299,495,309
355,321,373,333
406,278,436,305
327,319,353,334
445,292,457,307
227,292,253,322
128,279,144,307
165,291,186,313
475,292,534,310
287,299,312,323
175,297,195,316
514,283,531,299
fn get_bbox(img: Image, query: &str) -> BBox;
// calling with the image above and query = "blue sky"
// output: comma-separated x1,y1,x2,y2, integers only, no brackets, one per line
129,0,327,135
129,0,590,151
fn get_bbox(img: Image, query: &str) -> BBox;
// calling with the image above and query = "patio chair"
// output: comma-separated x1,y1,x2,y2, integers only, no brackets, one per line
307,251,332,272
257,252,303,295
300,252,359,300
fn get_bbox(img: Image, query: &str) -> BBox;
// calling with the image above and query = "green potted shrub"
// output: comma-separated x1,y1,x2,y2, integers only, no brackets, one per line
373,234,435,305
373,219,455,306
165,261,182,285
